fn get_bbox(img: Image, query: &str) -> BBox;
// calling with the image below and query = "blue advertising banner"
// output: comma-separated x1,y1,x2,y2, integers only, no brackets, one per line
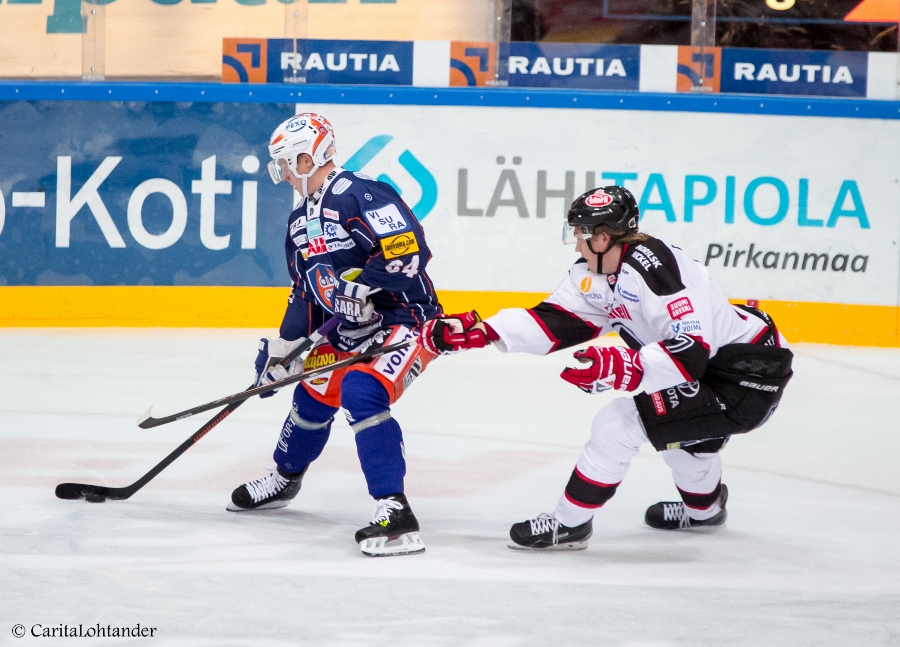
0,101,297,287
223,39,414,86
720,48,869,97
508,42,640,91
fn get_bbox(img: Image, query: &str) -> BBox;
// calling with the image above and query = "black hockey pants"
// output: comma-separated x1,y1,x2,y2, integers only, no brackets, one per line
634,342,794,453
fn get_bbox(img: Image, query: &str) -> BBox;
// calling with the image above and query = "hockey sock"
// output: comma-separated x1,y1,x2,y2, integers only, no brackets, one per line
555,467,620,527
273,387,338,474
341,371,406,499
678,482,723,520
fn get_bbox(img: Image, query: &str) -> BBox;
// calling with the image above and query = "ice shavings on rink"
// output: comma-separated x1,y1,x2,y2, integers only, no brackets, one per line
1,329,899,646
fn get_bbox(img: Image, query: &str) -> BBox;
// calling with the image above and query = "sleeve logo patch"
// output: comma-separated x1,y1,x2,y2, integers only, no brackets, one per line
380,232,420,258
365,203,409,235
331,178,352,195
667,297,694,320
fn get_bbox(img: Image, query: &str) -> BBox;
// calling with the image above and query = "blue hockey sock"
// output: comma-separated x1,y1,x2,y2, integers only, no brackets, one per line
273,384,338,475
341,371,406,499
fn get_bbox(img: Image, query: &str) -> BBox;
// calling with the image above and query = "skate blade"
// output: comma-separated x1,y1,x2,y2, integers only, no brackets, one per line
226,500,291,512
359,532,426,557
507,540,589,551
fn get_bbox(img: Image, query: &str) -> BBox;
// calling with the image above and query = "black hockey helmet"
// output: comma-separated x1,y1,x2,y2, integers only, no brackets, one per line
566,186,639,240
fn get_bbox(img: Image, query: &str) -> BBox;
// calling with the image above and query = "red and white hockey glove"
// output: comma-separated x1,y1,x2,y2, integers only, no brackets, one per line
418,310,498,355
560,345,644,394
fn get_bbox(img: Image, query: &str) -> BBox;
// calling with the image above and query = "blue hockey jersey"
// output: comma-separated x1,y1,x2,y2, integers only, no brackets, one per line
278,168,441,341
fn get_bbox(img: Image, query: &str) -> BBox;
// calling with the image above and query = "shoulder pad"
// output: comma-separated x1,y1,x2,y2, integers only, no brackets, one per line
622,238,685,296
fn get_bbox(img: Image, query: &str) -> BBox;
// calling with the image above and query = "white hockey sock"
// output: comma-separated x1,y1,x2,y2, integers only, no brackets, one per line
554,495,595,528
686,501,722,521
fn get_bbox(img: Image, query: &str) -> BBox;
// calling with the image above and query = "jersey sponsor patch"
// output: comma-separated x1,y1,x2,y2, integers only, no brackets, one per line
323,221,350,240
291,233,308,247
623,238,685,296
667,297,694,320
306,218,323,238
632,244,663,271
671,319,702,335
617,286,640,303
607,303,631,320
289,216,307,236
308,236,328,256
365,203,410,235
579,276,592,293
331,178,352,195
327,239,356,252
380,232,419,258
322,208,340,221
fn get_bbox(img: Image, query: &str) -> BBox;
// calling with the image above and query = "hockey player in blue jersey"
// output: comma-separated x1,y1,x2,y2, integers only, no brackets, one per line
228,112,442,557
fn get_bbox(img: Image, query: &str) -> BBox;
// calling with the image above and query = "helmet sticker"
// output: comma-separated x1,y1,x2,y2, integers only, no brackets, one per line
585,190,613,208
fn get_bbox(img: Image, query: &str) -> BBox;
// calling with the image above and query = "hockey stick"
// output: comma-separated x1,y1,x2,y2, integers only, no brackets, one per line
137,338,411,428
54,318,337,503
135,319,337,429
55,338,411,503
55,400,245,502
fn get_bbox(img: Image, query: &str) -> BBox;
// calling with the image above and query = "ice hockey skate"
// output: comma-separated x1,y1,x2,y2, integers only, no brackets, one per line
508,513,593,550
227,466,306,511
644,484,729,529
354,493,425,557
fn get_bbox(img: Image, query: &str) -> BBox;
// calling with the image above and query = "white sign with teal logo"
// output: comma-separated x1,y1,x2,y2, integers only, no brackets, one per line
308,102,900,307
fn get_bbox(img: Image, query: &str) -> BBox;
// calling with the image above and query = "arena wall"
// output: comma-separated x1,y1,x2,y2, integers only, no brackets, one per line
1,82,897,346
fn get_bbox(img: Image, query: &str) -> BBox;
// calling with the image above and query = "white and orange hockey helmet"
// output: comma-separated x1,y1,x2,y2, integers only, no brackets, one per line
266,112,336,184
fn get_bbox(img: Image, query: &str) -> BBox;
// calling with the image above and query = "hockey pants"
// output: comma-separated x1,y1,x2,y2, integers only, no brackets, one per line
554,397,724,528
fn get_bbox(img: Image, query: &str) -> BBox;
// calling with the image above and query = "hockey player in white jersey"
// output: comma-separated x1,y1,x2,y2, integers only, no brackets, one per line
419,186,793,550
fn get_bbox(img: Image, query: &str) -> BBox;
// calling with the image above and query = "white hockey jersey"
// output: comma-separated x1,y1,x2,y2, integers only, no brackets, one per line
486,237,788,394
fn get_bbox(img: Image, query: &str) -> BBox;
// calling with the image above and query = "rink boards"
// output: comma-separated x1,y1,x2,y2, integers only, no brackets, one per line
0,83,898,345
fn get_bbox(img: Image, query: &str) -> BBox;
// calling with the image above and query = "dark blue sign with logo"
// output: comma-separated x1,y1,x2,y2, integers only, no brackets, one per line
0,101,297,287
720,48,868,97
267,39,414,86
508,42,640,91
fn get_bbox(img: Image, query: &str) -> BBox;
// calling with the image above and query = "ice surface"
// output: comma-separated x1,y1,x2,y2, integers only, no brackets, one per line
1,329,899,646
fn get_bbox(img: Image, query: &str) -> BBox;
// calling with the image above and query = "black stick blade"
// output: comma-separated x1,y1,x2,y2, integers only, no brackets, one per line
55,483,124,501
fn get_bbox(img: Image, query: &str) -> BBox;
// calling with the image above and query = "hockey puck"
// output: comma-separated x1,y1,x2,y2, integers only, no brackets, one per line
84,492,107,503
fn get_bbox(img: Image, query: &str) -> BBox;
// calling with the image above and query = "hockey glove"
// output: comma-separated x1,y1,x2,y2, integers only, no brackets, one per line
254,336,308,398
331,268,384,352
560,345,643,394
418,310,497,355
333,268,377,324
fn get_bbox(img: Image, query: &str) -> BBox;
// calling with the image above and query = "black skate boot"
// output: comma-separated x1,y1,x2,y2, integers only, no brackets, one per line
645,484,729,530
508,513,593,550
354,493,425,557
227,466,306,512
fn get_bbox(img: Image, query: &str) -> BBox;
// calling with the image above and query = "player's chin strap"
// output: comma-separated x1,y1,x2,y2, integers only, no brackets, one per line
586,238,626,276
